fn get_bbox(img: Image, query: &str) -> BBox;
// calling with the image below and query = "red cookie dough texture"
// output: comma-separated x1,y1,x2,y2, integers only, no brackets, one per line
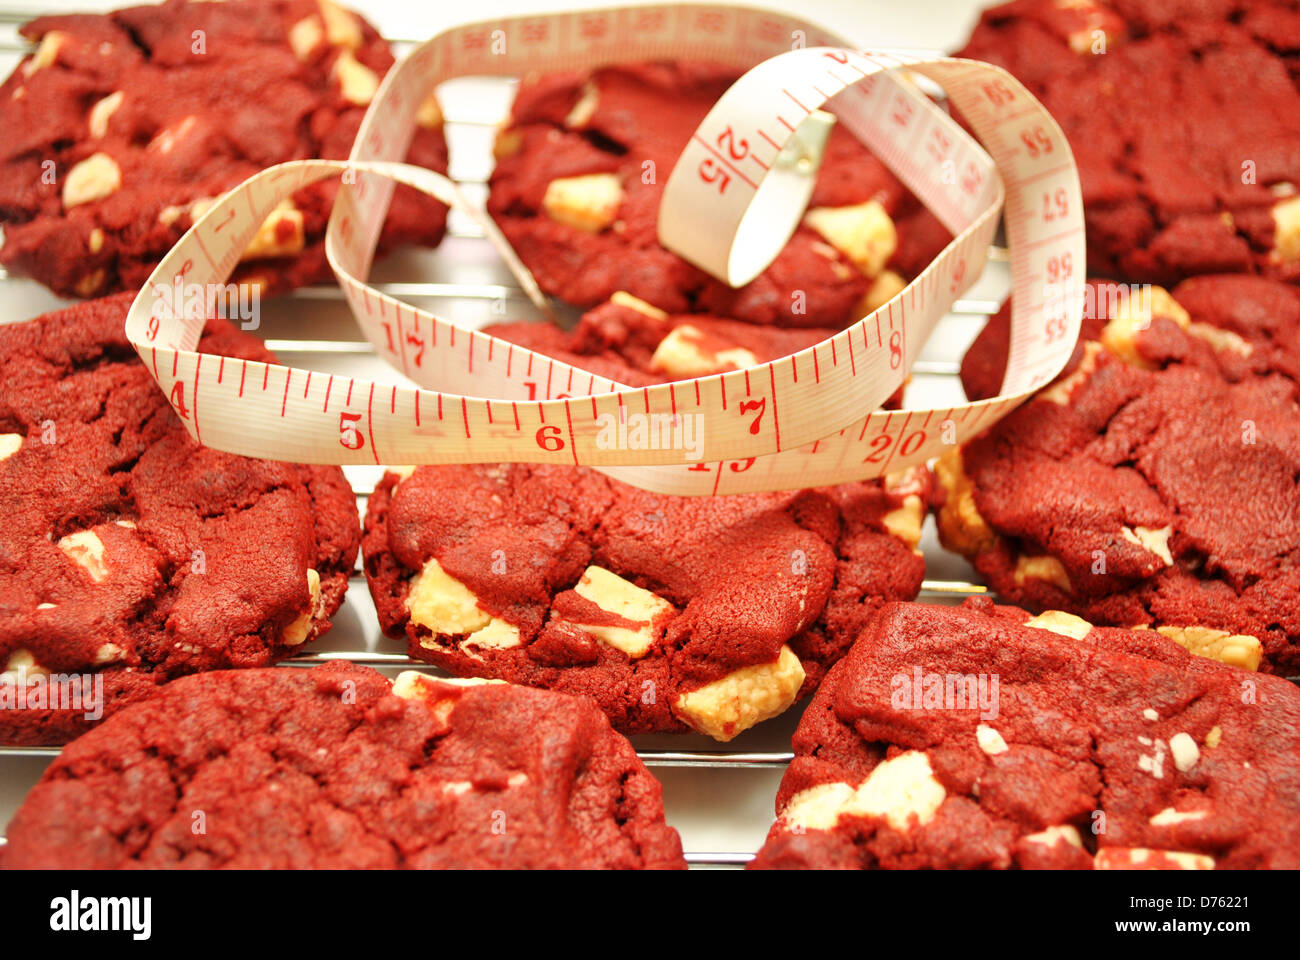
362,462,931,740
0,663,686,868
957,0,1300,285
750,600,1300,870
487,61,950,329
941,274,1300,674
0,0,448,298
0,293,360,745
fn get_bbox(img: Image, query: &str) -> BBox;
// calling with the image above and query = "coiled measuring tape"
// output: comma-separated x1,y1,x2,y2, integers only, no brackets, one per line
125,3,1084,496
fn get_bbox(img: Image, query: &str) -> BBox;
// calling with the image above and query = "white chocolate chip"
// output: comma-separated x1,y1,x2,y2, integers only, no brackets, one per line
803,200,898,277
408,558,521,652
288,16,325,60
1013,554,1072,593
650,324,758,378
976,724,1009,756
1094,847,1214,870
1024,610,1092,640
1155,625,1262,672
541,173,623,233
610,290,668,321
94,642,125,665
1121,525,1173,566
441,781,473,796
782,750,947,834
88,90,124,139
564,79,599,129
391,671,505,724
23,31,67,77
1023,824,1084,849
334,49,379,105
416,91,443,129
281,568,323,645
933,449,1000,558
1205,726,1222,749
57,530,110,583
318,0,363,47
673,645,805,742
0,434,22,461
1272,195,1300,262
75,270,106,298
859,269,906,315
564,565,674,659
2,649,48,681
1150,807,1208,827
1040,340,1103,405
62,153,121,209
241,201,305,261
1169,732,1200,773
1102,286,1189,368
149,115,198,155
87,228,105,254
882,495,925,554
1143,708,1159,721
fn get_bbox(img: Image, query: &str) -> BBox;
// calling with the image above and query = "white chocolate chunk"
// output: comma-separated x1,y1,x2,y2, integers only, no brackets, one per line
1143,708,1159,721
1101,286,1188,368
610,290,668,321
1150,807,1208,827
976,724,1009,756
241,202,305,261
2,649,48,681
1024,610,1092,640
803,200,898,277
62,153,121,209
0,434,22,461
1155,625,1262,672
564,80,599,129
334,49,379,105
673,645,805,742
1272,195,1300,262
1205,726,1222,749
782,750,947,834
88,228,105,254
94,642,125,665
407,558,521,651
1041,340,1103,405
149,116,198,155
1121,525,1173,566
1094,847,1214,870
391,671,505,724
281,568,323,645
288,16,325,61
650,325,757,378
88,90,124,139
566,565,673,659
416,91,443,129
23,31,67,76
57,530,110,583
1169,732,1200,773
1023,824,1083,849
318,0,363,47
859,269,906,315
1013,554,1072,593
882,495,925,554
541,173,623,233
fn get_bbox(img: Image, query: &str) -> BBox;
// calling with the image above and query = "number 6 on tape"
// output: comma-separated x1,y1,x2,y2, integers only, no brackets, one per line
125,3,1085,497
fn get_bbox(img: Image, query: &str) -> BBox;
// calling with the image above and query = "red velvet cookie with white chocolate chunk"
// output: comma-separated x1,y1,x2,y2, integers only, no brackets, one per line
750,599,1300,870
487,61,948,329
0,0,447,299
362,463,930,740
940,275,1300,674
0,663,685,868
957,0,1300,285
0,293,359,745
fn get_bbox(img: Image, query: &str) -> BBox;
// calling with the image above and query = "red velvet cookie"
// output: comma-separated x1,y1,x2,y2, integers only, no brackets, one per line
487,61,949,329
362,462,930,741
940,275,1300,674
957,0,1300,285
750,599,1300,870
0,293,359,745
0,663,685,868
0,0,448,298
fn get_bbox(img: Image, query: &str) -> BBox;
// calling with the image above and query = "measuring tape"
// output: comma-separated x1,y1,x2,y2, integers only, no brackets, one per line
125,3,1084,496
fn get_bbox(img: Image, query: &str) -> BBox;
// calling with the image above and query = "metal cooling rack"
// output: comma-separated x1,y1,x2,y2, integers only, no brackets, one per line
0,14,1004,867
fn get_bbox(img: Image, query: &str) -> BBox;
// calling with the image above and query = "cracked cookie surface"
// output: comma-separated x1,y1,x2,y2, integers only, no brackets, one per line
750,599,1300,870
0,662,686,868
0,292,359,744
957,0,1300,285
487,60,949,329
945,276,1300,673
362,462,929,740
0,0,447,298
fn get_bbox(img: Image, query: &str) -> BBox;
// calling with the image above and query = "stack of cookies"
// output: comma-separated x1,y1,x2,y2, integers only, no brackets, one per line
1,0,1297,872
